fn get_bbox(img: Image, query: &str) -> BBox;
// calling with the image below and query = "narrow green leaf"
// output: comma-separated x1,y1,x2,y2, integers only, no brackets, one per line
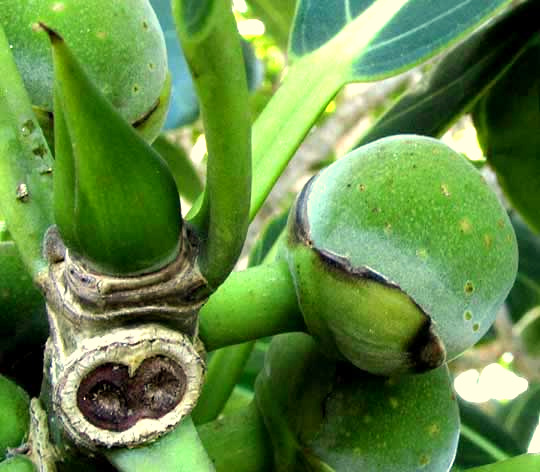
152,134,203,203
248,0,297,49
455,398,524,469
497,383,540,450
173,0,251,288
473,36,540,233
0,25,53,280
46,26,181,275
464,454,540,472
355,0,540,146
106,416,215,472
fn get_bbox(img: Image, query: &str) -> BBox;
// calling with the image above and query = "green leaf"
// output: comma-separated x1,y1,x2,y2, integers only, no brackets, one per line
173,0,252,288
355,0,540,146
455,398,523,469
290,0,509,79
47,26,182,275
515,307,540,356
255,333,460,471
152,134,203,203
464,454,540,472
249,0,509,220
248,0,297,49
497,383,540,450
473,35,540,233
506,213,540,323
0,25,54,279
106,416,215,472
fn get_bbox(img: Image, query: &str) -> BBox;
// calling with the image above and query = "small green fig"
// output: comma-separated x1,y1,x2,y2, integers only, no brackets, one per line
255,333,460,472
0,456,35,472
286,135,518,375
1,0,169,143
0,375,30,461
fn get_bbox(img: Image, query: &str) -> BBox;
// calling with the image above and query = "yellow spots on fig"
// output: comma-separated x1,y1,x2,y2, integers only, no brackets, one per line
459,218,473,234
16,183,29,202
473,323,480,332
358,183,366,192
31,22,42,32
464,310,473,321
464,280,474,295
384,223,392,235
20,119,35,137
484,234,493,249
389,397,399,409
440,183,450,197
497,219,505,229
51,2,65,12
428,424,440,436
132,84,140,94
416,248,428,260
142,20,149,31
148,63,156,71
419,454,431,466
372,207,381,214
96,31,107,40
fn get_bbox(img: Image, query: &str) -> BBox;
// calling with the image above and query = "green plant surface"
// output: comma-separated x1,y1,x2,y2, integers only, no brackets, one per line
47,25,181,275
0,375,30,461
152,134,203,203
473,35,540,233
463,454,540,471
1,0,168,142
355,0,540,146
249,0,510,219
0,456,35,472
286,135,518,374
174,0,251,288
247,0,297,49
506,213,540,323
198,259,305,351
106,416,215,472
198,401,273,472
255,333,459,471
0,25,53,279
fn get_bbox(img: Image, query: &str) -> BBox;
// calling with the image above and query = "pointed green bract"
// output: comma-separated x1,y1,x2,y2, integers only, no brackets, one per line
47,27,181,275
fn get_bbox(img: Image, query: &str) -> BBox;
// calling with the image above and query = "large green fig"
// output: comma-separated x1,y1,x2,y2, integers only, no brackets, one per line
0,375,30,461
1,0,169,143
255,333,460,472
286,135,518,375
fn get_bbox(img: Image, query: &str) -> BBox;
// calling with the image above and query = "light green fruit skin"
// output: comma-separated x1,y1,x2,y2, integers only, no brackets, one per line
255,333,460,472
0,376,30,461
0,456,35,472
287,135,518,373
1,0,168,142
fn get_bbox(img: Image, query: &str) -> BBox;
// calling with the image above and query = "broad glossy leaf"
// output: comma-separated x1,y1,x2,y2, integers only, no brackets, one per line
355,0,540,146
473,36,540,233
464,454,540,472
506,213,540,323
290,0,509,80
455,398,524,469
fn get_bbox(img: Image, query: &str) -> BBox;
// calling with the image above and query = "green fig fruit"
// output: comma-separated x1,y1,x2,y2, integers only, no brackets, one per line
1,0,169,143
286,135,518,375
0,375,30,461
255,333,460,472
0,456,35,472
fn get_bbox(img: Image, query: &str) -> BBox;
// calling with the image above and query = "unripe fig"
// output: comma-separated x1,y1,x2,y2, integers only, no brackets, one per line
1,0,169,143
286,135,518,375
255,333,460,472
0,375,30,460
